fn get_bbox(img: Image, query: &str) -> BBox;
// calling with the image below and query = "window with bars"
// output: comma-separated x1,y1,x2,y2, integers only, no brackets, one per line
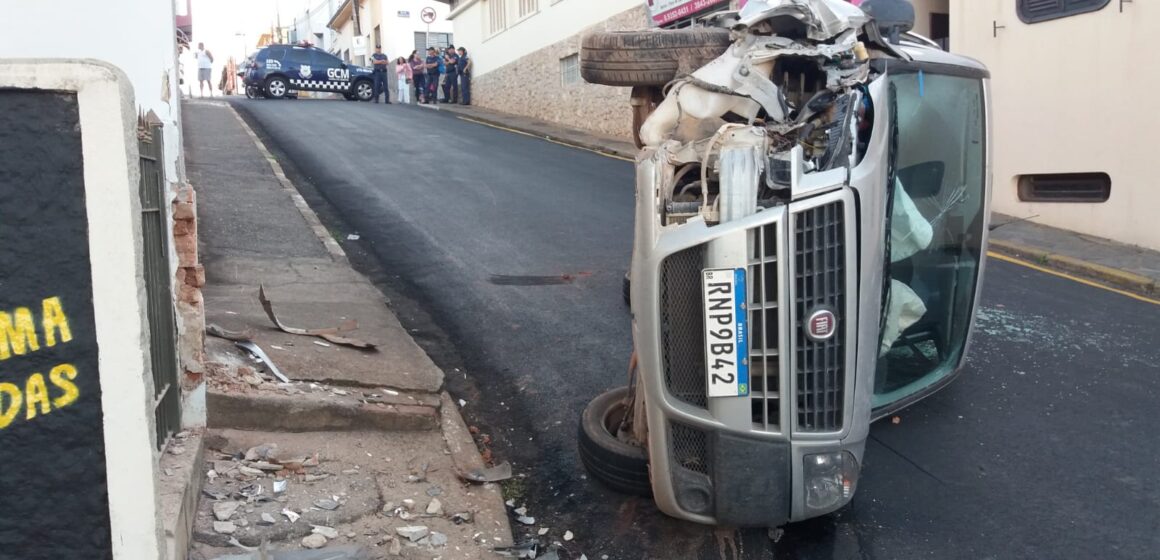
1017,0,1110,23
518,0,538,19
560,53,580,86
488,0,508,36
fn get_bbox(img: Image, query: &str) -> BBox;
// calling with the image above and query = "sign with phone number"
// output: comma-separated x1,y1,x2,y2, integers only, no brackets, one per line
647,0,730,26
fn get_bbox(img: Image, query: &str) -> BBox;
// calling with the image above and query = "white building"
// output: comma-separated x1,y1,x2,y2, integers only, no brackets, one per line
328,0,455,66
291,0,344,52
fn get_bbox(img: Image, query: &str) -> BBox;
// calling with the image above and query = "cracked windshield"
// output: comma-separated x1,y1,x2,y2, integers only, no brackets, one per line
1,0,1157,559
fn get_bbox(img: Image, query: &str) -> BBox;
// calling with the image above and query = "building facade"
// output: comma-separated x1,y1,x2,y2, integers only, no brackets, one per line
448,0,646,139
328,0,455,66
925,0,1157,251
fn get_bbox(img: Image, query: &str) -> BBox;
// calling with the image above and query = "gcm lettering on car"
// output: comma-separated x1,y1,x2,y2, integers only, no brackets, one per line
327,68,350,81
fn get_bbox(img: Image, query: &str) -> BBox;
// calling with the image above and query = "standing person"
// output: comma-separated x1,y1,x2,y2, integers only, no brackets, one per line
196,42,214,97
424,47,441,105
395,57,412,104
410,52,427,103
457,47,472,105
442,47,460,104
370,45,391,104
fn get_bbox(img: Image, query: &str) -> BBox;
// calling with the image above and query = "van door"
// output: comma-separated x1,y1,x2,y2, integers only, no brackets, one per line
873,68,989,413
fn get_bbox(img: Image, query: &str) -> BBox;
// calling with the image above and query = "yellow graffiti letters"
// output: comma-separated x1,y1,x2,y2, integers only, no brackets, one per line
0,364,81,430
50,363,79,408
41,297,73,347
0,297,73,361
0,307,40,360
0,383,22,429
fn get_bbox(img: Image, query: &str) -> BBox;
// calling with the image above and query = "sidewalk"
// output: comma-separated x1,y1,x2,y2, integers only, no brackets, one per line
182,99,512,559
429,102,1159,296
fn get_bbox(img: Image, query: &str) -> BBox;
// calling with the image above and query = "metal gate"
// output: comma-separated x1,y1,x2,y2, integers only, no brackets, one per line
138,120,181,449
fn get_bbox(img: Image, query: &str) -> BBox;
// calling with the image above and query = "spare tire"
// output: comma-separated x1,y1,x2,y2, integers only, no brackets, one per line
578,387,652,496
581,28,733,87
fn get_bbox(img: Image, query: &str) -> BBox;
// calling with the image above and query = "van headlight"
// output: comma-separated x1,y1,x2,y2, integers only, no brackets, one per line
803,451,860,515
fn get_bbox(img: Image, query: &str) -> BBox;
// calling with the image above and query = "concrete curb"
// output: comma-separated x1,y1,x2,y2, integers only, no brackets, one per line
434,104,638,161
989,239,1158,296
160,433,205,560
438,392,515,549
228,104,349,263
207,390,440,432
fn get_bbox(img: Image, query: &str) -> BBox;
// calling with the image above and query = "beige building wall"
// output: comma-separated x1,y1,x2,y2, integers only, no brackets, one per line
949,0,1160,250
910,0,949,38
449,0,646,140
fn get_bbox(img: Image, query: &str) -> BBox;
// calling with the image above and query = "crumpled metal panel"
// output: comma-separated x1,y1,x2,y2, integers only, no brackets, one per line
738,0,869,41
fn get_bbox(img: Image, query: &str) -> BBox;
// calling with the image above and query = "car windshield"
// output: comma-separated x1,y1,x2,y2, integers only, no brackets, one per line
874,71,987,408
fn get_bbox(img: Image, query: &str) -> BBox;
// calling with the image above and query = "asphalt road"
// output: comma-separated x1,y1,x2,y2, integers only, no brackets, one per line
234,98,1160,560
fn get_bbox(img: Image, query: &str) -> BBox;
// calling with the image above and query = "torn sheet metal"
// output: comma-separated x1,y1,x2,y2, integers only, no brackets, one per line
455,461,513,484
236,340,291,383
738,0,869,41
258,285,378,350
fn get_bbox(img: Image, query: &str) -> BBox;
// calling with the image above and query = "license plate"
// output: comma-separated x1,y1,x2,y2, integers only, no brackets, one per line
702,268,749,398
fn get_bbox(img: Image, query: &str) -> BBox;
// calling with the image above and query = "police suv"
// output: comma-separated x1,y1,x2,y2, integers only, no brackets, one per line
244,44,375,101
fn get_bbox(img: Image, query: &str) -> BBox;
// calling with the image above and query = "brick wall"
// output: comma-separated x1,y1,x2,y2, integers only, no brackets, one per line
472,5,649,141
172,184,206,391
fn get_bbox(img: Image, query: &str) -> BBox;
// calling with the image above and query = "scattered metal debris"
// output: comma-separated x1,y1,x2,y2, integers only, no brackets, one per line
493,541,539,559
258,285,377,350
235,341,291,383
456,461,513,483
206,323,254,342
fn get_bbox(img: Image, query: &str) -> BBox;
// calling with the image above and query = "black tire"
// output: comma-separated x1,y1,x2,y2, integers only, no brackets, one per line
353,79,374,101
578,387,652,497
343,92,356,101
581,28,733,87
264,75,288,99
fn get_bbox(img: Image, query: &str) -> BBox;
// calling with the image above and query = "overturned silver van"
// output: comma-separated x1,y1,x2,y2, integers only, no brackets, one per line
578,0,992,527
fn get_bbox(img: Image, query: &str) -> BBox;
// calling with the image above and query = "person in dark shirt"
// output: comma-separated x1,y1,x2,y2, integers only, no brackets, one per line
442,47,460,103
425,47,441,105
409,51,427,103
370,45,391,104
457,47,472,105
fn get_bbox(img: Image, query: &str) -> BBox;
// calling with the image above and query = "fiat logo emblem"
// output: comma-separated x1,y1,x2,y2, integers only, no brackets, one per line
805,308,837,342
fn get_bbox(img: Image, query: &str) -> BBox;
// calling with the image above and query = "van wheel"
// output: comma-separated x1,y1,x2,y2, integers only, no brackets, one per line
581,28,733,87
353,79,374,101
264,76,288,99
578,387,652,497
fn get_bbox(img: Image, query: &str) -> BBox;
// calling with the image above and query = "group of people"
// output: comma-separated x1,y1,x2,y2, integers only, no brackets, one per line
370,45,472,106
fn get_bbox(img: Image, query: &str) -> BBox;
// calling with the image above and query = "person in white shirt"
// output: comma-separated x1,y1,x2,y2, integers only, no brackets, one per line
196,42,214,97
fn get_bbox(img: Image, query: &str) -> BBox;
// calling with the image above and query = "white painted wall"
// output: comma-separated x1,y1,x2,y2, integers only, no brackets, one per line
375,0,455,60
950,0,1160,250
450,0,641,76
910,0,949,38
293,0,343,51
0,0,183,186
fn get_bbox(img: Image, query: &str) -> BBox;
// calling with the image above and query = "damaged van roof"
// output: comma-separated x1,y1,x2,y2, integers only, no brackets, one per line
897,42,990,77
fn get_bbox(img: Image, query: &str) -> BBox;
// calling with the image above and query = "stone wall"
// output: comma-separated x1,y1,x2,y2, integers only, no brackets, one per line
472,5,649,141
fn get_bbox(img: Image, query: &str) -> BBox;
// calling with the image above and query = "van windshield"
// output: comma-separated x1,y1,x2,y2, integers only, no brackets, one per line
874,71,987,408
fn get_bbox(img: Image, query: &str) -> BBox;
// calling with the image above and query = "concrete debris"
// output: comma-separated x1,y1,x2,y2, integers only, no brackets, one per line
341,469,360,475
213,521,237,535
457,461,513,483
516,516,535,525
346,234,360,240
282,508,301,522
313,498,340,511
312,525,340,539
304,474,329,482
425,498,443,516
450,512,473,525
213,501,241,521
401,499,415,510
169,445,187,456
236,518,250,528
238,466,265,477
251,461,283,471
301,533,328,549
537,528,549,536
429,532,448,547
395,525,429,542
505,500,515,508
493,541,539,558
425,485,442,497
388,538,402,556
207,469,220,482
513,507,527,516
563,531,574,541
206,323,254,342
258,513,277,526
